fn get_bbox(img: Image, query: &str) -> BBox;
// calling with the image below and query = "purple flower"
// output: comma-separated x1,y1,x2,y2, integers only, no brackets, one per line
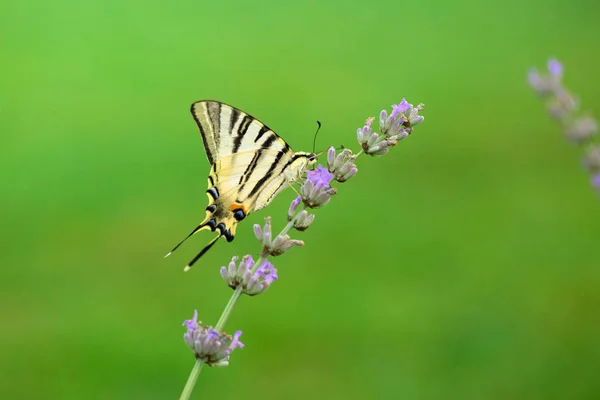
364,117,374,135
245,258,279,295
583,145,600,172
327,146,336,169
292,209,316,231
206,329,219,342
528,68,552,96
357,118,375,145
220,256,238,282
182,311,244,366
220,254,280,295
301,165,336,208
254,217,272,247
408,105,425,126
288,195,302,221
255,260,278,284
379,109,387,130
306,165,334,189
255,217,303,256
230,330,244,351
565,116,597,144
327,147,358,183
547,58,563,77
529,59,600,199
591,174,600,189
378,100,422,140
183,309,198,333
390,99,412,119
527,68,541,85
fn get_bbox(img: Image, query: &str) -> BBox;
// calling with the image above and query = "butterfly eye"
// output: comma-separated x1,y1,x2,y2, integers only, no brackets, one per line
233,209,246,221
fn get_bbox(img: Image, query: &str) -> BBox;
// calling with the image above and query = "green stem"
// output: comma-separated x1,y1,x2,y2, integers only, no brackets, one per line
179,360,204,400
178,205,305,398
214,287,243,331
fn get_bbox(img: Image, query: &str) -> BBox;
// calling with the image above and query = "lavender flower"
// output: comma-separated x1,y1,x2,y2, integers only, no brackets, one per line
365,134,394,156
300,165,336,207
356,117,374,144
327,147,358,183
529,58,600,195
528,69,551,96
357,127,388,157
408,106,425,127
380,99,424,138
220,255,278,296
357,117,397,156
592,174,600,190
547,89,579,121
292,210,315,231
392,99,411,116
528,59,565,97
183,310,244,367
584,145,600,172
359,101,424,157
255,217,303,256
287,196,302,221
565,116,597,144
548,58,563,77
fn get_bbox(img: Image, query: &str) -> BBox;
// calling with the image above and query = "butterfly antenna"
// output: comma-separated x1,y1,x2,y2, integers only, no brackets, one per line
312,121,322,154
316,145,345,157
184,234,222,271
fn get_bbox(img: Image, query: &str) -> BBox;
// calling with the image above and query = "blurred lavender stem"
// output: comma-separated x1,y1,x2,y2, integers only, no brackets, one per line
528,58,599,194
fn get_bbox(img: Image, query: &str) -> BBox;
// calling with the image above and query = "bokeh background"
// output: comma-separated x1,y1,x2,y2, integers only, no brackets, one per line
2,0,599,398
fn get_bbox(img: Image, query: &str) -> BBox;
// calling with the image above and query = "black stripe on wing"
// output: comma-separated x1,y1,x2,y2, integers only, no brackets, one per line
254,125,270,143
191,100,290,163
233,115,252,153
229,106,240,136
191,103,215,165
206,101,221,151
248,149,287,198
238,151,261,185
239,141,288,195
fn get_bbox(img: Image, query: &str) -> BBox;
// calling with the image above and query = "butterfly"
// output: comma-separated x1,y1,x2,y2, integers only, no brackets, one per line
166,100,317,270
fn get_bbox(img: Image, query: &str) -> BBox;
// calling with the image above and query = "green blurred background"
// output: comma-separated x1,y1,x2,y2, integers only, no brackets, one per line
2,0,599,398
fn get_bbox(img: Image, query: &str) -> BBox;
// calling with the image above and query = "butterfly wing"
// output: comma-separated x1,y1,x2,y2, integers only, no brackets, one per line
168,101,312,270
191,100,290,163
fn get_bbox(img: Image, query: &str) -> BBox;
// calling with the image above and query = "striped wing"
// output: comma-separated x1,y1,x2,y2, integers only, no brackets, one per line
191,100,289,164
167,100,313,270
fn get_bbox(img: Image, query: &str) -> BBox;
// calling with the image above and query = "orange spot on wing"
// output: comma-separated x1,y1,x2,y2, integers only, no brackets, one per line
230,203,248,214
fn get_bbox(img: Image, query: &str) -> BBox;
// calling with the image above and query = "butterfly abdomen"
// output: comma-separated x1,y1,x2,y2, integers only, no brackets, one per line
202,200,239,243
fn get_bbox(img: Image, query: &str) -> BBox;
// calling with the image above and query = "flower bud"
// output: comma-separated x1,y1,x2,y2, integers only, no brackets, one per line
293,210,315,231
287,196,302,221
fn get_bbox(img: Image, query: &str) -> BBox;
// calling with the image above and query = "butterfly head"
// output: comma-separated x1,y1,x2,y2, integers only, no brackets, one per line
298,152,318,173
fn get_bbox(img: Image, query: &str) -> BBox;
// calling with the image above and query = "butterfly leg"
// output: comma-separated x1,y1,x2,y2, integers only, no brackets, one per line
287,180,302,197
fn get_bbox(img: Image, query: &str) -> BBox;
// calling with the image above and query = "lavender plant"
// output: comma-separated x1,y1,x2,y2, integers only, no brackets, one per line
179,99,425,400
528,59,600,194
